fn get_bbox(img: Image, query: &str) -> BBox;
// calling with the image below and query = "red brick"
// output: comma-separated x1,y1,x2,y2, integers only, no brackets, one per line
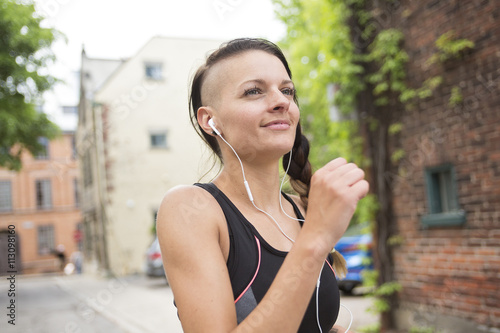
387,0,500,330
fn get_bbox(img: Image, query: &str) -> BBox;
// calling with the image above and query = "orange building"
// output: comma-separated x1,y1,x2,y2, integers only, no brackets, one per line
0,132,82,275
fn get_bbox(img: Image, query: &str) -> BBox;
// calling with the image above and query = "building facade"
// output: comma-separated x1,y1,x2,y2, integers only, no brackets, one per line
387,1,500,331
77,37,223,276
0,132,82,274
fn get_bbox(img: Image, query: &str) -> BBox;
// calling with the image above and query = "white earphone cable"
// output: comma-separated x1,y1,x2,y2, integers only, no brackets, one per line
214,127,352,333
217,134,248,184
280,149,352,333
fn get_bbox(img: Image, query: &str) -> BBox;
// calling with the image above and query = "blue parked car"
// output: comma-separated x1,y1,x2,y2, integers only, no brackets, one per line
335,229,373,294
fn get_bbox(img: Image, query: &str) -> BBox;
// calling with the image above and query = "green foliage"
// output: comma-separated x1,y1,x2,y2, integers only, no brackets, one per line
427,30,475,65
390,148,405,163
365,29,410,106
359,323,380,333
365,281,402,314
448,85,463,107
352,193,378,225
373,281,402,297
0,0,61,170
361,268,378,288
273,0,375,226
388,122,403,135
418,76,443,99
362,269,402,316
387,234,404,246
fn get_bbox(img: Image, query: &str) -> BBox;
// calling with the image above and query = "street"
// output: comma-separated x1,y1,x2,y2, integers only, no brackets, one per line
0,273,377,332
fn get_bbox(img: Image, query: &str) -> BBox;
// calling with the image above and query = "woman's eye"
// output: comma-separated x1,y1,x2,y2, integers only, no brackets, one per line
244,87,261,96
282,88,296,96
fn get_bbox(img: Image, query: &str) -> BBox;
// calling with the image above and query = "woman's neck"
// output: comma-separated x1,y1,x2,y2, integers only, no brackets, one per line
214,156,284,212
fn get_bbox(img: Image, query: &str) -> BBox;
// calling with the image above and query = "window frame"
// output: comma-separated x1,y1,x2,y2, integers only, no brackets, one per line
0,180,12,212
35,179,52,210
421,163,466,227
36,137,50,160
144,62,163,81
37,224,55,255
149,131,169,149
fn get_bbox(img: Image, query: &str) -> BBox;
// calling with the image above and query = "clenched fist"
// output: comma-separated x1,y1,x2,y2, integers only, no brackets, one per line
305,157,370,252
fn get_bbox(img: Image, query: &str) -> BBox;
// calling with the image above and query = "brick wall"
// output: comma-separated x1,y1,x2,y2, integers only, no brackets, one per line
390,0,500,330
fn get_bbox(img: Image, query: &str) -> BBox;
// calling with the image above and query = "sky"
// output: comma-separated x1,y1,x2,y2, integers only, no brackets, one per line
32,0,287,129
34,0,287,70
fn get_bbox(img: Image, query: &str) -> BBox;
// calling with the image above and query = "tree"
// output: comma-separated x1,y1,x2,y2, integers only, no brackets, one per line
273,0,377,226
273,0,403,330
0,0,60,170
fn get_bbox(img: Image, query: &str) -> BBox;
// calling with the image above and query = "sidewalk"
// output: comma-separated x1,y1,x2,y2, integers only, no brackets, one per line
49,273,377,333
53,273,183,333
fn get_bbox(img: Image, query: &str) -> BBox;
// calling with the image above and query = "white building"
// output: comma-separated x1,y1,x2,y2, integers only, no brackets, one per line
77,36,223,275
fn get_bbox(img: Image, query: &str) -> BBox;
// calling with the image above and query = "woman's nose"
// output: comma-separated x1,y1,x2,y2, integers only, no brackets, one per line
270,89,291,112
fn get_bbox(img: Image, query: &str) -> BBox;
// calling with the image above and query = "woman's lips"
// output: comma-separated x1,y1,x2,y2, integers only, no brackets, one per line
262,120,291,130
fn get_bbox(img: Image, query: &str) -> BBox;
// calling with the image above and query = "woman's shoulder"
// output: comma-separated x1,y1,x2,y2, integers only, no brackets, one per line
157,184,222,227
159,184,216,213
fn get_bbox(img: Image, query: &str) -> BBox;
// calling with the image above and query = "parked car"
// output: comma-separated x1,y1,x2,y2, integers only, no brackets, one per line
335,227,373,294
145,237,167,282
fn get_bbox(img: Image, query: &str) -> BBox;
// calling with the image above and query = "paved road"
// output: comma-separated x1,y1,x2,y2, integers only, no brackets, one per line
1,274,127,333
0,273,377,332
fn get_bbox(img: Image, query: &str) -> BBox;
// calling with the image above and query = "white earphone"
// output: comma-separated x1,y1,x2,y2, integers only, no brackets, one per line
208,118,254,202
208,118,221,136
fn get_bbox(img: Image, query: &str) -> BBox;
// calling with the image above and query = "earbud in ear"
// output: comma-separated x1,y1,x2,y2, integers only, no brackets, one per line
208,118,221,136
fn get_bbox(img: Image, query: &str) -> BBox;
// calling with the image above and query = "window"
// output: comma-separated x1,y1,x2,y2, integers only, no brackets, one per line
421,164,466,227
150,131,168,149
145,62,163,80
36,137,50,160
62,106,78,114
0,181,12,212
36,179,52,210
37,225,55,255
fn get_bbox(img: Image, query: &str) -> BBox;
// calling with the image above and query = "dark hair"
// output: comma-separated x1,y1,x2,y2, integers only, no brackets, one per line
189,38,312,208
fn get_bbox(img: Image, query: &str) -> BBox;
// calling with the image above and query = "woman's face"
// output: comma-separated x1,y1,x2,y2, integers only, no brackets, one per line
203,50,300,162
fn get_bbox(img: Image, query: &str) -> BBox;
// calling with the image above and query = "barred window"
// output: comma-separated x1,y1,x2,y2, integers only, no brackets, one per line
36,179,52,210
38,224,55,255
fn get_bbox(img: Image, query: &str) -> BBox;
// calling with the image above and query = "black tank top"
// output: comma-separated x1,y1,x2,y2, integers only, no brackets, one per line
195,183,340,332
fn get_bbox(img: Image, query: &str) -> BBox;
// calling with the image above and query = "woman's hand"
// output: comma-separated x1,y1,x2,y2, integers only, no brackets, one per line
305,157,369,252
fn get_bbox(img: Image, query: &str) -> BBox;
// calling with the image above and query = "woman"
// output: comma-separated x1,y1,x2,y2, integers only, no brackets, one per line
156,38,369,333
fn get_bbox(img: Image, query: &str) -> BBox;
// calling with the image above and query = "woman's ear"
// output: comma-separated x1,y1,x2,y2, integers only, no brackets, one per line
197,106,217,137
